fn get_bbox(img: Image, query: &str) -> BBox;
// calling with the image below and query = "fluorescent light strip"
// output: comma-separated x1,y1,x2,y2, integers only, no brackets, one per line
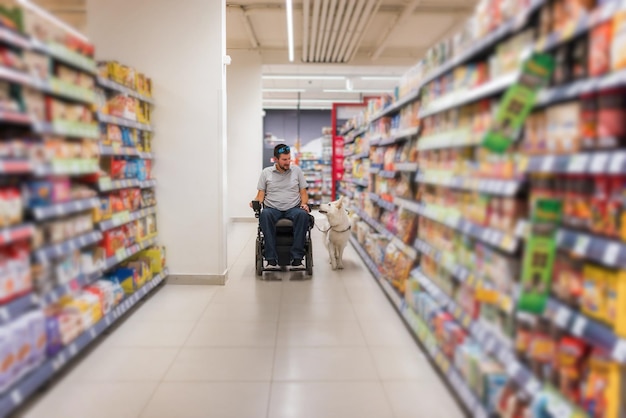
264,106,332,110
323,89,394,93
263,99,362,104
262,88,307,93
286,0,295,62
262,75,346,80
360,76,402,81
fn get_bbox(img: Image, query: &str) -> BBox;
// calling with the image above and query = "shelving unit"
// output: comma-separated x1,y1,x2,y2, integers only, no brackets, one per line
0,4,168,415
338,1,626,416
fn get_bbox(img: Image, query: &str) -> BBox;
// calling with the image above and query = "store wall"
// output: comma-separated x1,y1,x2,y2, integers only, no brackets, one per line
86,0,229,283
227,50,263,221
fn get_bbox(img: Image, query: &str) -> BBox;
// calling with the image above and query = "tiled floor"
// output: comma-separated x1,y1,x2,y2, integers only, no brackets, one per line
17,221,465,418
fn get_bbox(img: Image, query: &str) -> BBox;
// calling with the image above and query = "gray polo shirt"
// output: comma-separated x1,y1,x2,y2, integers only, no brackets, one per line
257,164,308,211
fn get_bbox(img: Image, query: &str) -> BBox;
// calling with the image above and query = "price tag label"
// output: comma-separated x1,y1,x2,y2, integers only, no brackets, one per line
554,307,572,328
11,390,22,405
567,154,589,172
69,343,78,356
116,248,127,261
99,177,112,191
610,152,626,174
89,328,97,339
546,391,573,418
573,235,591,256
506,361,521,377
603,242,620,266
572,316,588,337
541,155,555,172
612,339,626,363
590,153,609,173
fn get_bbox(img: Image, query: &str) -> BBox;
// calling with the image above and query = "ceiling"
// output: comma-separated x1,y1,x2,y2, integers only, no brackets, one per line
34,0,478,108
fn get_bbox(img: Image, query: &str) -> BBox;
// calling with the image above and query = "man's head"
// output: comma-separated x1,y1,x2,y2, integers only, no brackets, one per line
274,144,291,171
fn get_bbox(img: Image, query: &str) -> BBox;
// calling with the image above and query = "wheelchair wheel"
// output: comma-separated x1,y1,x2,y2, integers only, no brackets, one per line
305,238,313,276
255,239,263,276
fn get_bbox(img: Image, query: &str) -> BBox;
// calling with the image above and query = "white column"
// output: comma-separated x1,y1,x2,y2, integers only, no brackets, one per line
226,50,263,221
86,0,228,283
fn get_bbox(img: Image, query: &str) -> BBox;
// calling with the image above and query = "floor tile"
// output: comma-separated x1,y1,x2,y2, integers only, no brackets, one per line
273,347,378,381
279,301,357,322
359,320,416,347
369,347,433,381
165,347,274,381
277,320,366,347
185,320,278,347
21,381,158,418
140,382,270,418
64,346,179,382
200,302,281,322
382,380,466,418
104,320,196,348
268,381,393,418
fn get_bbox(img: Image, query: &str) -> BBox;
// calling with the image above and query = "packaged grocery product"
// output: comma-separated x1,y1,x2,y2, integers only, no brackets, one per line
589,21,612,76
581,349,610,418
611,10,626,71
581,264,606,321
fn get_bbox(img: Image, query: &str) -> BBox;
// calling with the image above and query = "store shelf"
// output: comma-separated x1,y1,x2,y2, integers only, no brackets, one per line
401,306,490,418
0,224,34,246
395,197,522,253
141,179,157,189
31,40,97,75
377,170,397,179
555,228,626,269
413,268,542,397
413,238,515,313
349,235,487,418
370,90,421,122
32,197,100,221
98,177,155,192
394,162,418,172
97,112,153,132
0,65,37,86
415,171,524,196
96,76,155,104
0,159,32,174
420,72,519,118
543,298,626,363
43,77,96,104
104,237,158,270
34,230,103,263
527,151,626,175
371,126,420,147
34,159,99,176
353,150,370,160
350,178,369,187
99,145,154,159
339,126,354,136
417,129,481,151
535,0,620,53
353,207,417,260
33,120,100,139
0,268,168,418
536,68,626,107
344,126,367,144
337,186,354,198
0,110,32,125
419,0,542,86
0,26,31,50
40,269,103,306
98,206,157,232
368,193,396,212
0,293,40,326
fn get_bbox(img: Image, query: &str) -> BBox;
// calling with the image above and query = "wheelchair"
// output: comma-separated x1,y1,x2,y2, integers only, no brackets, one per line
252,201,314,276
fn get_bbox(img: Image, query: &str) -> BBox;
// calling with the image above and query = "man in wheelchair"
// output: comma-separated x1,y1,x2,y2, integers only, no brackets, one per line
251,144,311,271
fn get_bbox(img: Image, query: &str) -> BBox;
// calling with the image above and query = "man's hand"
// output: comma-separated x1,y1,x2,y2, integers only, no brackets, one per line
300,204,310,213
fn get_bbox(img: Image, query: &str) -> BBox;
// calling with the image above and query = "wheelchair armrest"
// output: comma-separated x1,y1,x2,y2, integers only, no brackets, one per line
251,200,262,218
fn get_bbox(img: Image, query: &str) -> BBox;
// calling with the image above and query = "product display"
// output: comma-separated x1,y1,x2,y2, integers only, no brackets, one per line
0,2,168,416
341,1,626,417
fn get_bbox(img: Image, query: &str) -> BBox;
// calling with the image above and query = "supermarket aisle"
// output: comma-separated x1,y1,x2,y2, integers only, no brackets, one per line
17,221,464,418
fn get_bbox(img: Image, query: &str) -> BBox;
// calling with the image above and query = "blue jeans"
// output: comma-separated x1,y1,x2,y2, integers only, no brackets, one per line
260,206,309,262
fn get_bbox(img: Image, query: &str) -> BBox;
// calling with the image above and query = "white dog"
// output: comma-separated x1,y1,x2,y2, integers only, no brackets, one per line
318,197,351,270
